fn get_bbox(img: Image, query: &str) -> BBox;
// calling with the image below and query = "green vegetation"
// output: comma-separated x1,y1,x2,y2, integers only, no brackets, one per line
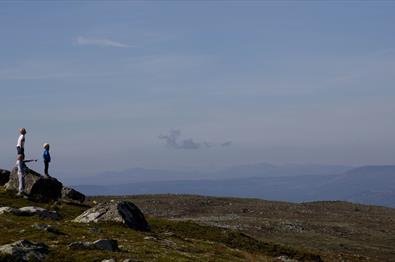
0,189,323,262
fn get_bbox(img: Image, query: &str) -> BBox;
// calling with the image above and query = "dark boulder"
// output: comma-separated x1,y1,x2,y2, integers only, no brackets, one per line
61,186,85,203
5,167,63,202
0,169,10,186
73,201,150,231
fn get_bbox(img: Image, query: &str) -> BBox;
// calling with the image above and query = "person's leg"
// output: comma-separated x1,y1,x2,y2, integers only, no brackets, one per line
18,172,24,194
44,161,49,176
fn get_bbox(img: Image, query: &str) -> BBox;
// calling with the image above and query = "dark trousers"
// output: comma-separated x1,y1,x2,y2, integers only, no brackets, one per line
44,161,49,175
17,146,25,157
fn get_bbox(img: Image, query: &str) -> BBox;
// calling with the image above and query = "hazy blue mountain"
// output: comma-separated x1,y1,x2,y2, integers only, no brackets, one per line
74,165,395,208
70,163,351,185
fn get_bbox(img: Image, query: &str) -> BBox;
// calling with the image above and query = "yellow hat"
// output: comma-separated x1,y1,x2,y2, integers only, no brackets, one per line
43,143,50,149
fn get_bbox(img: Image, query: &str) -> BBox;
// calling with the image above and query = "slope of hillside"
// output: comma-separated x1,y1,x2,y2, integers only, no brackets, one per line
0,188,323,262
91,194,395,262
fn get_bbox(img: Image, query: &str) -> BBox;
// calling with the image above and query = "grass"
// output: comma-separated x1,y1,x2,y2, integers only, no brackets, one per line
0,189,323,262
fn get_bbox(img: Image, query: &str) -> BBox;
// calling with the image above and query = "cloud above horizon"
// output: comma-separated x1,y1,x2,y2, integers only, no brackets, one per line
159,130,232,150
74,36,132,48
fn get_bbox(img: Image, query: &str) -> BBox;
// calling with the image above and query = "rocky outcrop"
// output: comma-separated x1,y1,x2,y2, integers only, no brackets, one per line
0,169,10,186
4,166,85,203
5,167,63,202
0,206,60,219
69,239,119,252
73,201,150,231
0,240,49,261
62,186,85,203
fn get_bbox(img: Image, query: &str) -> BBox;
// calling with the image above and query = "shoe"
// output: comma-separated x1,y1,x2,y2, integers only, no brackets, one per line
16,192,22,197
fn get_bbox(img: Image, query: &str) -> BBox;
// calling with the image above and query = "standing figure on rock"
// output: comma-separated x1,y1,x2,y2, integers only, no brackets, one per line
16,154,37,197
43,143,51,177
16,128,26,158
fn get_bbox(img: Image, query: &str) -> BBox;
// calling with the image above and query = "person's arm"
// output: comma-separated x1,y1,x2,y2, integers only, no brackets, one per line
24,159,37,163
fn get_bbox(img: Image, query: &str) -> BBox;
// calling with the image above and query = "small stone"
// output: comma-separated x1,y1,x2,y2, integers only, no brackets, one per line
101,259,115,262
32,224,65,235
93,239,119,252
69,239,119,252
144,236,157,241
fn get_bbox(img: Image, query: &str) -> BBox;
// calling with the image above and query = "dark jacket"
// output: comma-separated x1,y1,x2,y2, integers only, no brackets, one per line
43,149,51,162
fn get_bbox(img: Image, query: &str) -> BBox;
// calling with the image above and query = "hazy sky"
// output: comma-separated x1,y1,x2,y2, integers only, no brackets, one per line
1,1,395,177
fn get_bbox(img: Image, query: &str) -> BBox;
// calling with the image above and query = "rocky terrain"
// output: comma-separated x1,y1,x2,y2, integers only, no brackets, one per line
0,167,323,262
1,167,394,261
91,194,395,262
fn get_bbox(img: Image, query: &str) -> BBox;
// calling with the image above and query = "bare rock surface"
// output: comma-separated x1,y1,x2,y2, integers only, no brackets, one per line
69,239,119,251
0,206,60,219
5,167,63,202
32,223,65,235
0,240,49,261
73,201,149,231
61,186,86,203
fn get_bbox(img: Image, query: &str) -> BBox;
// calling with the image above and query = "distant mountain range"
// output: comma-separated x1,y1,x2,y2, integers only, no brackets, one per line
74,165,395,208
71,163,351,185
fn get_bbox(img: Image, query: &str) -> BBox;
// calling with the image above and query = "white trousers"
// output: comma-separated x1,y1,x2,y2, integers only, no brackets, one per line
18,172,24,193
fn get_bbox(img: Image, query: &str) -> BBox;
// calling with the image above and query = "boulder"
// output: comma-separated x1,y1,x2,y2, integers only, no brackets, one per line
32,223,65,235
73,201,150,231
0,169,10,186
69,239,119,252
0,240,49,261
61,186,85,203
5,167,63,202
0,206,60,219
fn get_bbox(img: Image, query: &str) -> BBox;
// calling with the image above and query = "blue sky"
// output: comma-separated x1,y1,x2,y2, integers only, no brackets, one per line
1,1,395,178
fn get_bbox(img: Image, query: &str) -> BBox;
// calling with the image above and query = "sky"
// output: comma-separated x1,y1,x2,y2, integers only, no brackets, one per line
1,1,395,179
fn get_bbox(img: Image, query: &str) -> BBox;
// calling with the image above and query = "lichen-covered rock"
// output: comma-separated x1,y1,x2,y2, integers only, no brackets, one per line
5,167,63,202
0,169,10,186
73,201,150,231
32,223,65,235
0,240,49,261
69,239,119,252
0,206,60,219
61,186,86,203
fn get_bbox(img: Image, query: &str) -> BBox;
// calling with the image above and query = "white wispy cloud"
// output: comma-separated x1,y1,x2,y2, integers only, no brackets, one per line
74,36,132,48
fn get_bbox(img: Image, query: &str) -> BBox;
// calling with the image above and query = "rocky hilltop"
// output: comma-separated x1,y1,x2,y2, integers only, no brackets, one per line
0,167,323,262
1,167,394,261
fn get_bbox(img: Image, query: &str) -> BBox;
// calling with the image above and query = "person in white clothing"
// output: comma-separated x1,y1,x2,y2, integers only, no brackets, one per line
16,128,27,158
16,154,37,196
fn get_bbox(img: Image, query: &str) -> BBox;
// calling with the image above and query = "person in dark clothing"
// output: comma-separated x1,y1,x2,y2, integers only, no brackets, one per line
43,143,51,177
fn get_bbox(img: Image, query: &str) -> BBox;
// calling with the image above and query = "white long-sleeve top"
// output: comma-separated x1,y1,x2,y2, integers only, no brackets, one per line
17,134,25,148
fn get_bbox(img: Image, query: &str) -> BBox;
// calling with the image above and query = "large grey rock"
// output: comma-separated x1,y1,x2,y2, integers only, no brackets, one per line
69,239,119,251
0,206,60,219
61,186,85,203
5,167,63,202
73,201,150,231
0,169,10,186
0,240,49,261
